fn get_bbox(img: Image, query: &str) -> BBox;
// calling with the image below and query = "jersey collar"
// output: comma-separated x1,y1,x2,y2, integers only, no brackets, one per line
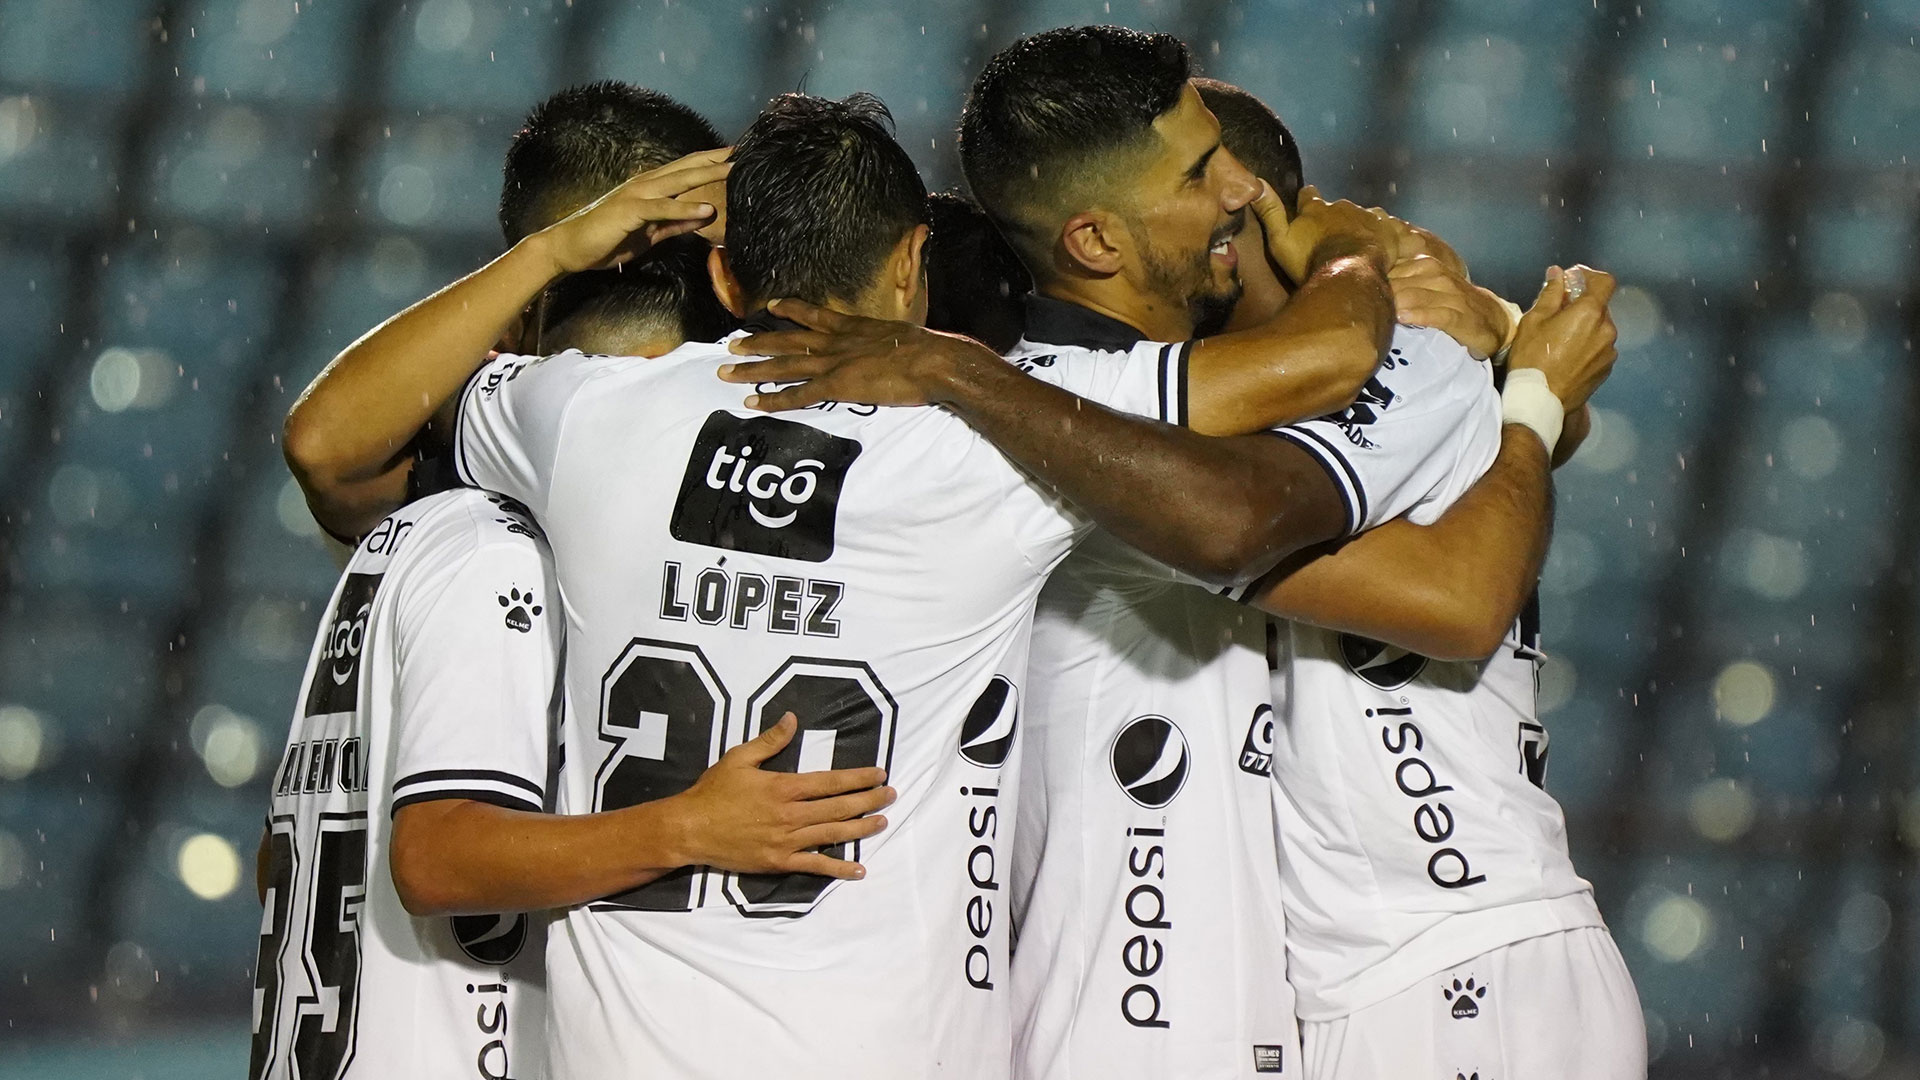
1022,294,1149,351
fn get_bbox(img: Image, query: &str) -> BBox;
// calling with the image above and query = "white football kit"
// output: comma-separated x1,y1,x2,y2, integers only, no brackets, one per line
1269,362,1644,1075
1008,300,1502,1080
449,322,1189,1080
249,488,559,1080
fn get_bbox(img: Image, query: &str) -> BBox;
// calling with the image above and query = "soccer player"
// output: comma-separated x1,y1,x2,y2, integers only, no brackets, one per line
1203,79,1646,1080
719,27,1618,1080
251,485,894,1080
281,81,1523,1076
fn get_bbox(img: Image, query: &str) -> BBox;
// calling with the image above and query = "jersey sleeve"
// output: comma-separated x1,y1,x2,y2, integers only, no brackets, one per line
1266,330,1496,539
389,525,561,816
1010,340,1190,423
451,350,600,515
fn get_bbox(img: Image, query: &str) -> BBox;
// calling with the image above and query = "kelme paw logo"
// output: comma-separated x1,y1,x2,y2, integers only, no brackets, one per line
499,587,543,633
1444,976,1487,1019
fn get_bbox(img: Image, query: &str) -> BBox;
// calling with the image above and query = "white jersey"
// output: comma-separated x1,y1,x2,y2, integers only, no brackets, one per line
449,325,1183,1080
249,488,560,1080
1271,339,1604,1021
1006,308,1502,1080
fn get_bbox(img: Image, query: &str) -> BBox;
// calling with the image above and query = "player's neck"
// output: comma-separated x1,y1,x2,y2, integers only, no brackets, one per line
1036,280,1193,344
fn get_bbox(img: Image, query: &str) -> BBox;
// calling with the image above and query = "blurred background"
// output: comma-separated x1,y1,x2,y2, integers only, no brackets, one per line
0,0,1911,1075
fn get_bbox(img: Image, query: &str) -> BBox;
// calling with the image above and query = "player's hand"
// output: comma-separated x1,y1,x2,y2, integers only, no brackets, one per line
1505,265,1619,415
668,713,895,880
718,298,1002,411
1265,184,1395,283
1389,254,1511,360
530,148,733,276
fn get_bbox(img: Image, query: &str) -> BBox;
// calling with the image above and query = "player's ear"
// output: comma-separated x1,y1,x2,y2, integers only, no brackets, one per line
708,245,751,318
890,223,931,323
1058,210,1124,278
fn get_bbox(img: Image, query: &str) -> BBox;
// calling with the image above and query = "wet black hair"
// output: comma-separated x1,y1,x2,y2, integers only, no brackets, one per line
726,92,930,308
924,191,1030,352
1194,78,1304,213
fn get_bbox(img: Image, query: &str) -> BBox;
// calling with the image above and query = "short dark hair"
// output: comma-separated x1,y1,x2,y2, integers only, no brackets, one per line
542,235,735,348
1194,79,1304,213
500,80,723,243
727,92,930,308
959,26,1191,262
924,191,1030,352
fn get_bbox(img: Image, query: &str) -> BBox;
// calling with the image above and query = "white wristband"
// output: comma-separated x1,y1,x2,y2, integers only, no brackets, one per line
1501,366,1564,456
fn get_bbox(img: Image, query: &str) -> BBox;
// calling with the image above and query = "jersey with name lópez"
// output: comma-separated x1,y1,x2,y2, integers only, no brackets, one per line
1007,307,1502,1080
250,488,559,1080
1268,348,1604,1022
450,325,1188,1080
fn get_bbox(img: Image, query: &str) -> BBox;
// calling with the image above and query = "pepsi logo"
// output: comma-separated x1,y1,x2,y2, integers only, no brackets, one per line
958,676,1018,768
450,912,528,965
1339,633,1429,690
1110,715,1189,809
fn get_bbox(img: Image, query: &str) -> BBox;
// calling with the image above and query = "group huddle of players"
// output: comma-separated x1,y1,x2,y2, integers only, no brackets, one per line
249,23,1642,1080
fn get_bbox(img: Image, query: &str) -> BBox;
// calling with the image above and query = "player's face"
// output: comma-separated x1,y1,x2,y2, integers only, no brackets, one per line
1129,84,1262,335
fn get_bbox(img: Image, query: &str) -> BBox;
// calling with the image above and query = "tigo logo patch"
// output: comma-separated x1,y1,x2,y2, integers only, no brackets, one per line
671,412,860,562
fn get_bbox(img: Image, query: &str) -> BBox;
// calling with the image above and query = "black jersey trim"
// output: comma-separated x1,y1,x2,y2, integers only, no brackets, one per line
1292,425,1369,529
1170,341,1192,427
391,789,541,815
1268,428,1360,537
393,768,543,796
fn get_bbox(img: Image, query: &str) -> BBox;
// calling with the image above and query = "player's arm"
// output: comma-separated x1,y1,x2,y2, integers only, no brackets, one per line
1246,268,1619,660
281,151,731,539
723,305,1349,587
390,715,894,916
1249,426,1550,660
1180,184,1396,434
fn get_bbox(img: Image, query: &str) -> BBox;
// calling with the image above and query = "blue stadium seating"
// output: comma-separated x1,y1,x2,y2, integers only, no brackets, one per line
1210,2,1385,156
355,115,507,235
800,5,982,186
1590,179,1767,291
1819,41,1920,170
1805,198,1916,292
0,0,154,98
1391,176,1557,289
175,0,369,105
0,785,114,976
144,102,324,229
383,0,562,119
1613,36,1792,167
0,96,122,222
585,0,774,139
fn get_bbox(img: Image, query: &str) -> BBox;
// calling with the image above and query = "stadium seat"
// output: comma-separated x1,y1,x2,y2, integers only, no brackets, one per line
0,0,154,98
383,0,561,119
113,802,268,998
800,5,979,186
17,243,282,605
0,95,121,222
0,594,164,777
0,784,114,977
1818,41,1920,170
584,1,772,138
144,101,323,229
355,116,505,235
1589,178,1765,290
175,0,369,105
1804,200,1916,292
1612,36,1791,167
1210,1,1386,156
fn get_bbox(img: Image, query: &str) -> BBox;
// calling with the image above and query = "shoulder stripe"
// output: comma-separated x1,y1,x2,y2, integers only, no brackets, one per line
391,789,541,816
1268,428,1361,537
393,768,543,797
1293,425,1370,530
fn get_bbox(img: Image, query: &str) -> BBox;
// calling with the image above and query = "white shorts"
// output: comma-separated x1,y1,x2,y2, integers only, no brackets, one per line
1300,927,1645,1080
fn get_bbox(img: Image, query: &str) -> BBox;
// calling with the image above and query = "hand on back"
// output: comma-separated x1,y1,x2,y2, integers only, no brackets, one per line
668,712,896,880
717,298,1002,412
531,148,734,276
